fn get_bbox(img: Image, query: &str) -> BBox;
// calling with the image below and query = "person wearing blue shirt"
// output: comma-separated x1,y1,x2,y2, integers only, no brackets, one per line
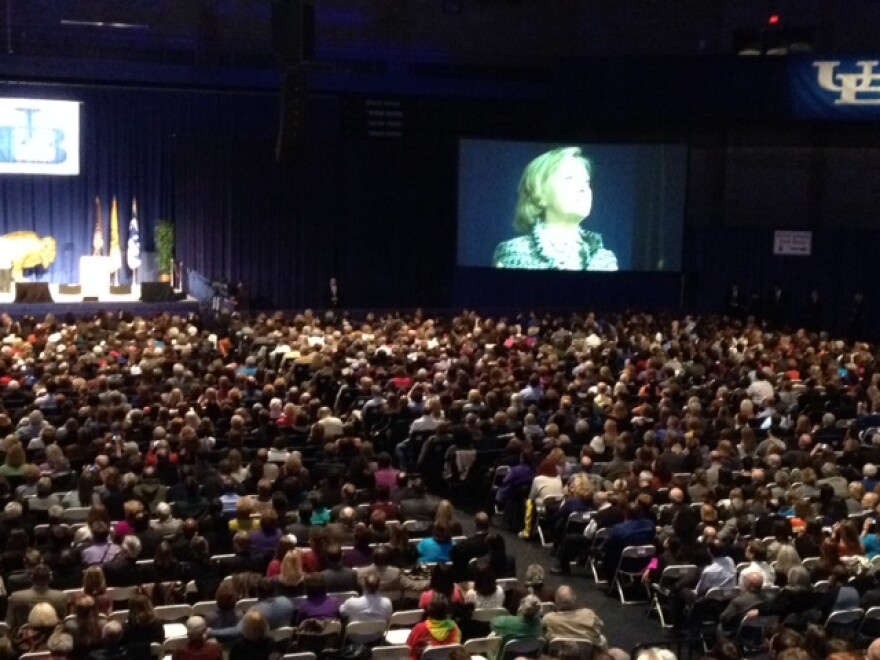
417,522,454,564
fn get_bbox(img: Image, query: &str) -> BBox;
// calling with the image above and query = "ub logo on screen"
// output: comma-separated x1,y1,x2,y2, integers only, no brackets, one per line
814,60,880,105
0,99,80,175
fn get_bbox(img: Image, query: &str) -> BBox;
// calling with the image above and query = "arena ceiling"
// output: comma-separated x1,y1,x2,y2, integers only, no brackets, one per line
2,1,879,80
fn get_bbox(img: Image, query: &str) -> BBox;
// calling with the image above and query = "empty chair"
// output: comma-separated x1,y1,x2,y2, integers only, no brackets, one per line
370,647,410,660
647,565,699,627
463,636,502,660
610,545,655,604
385,609,424,646
422,645,466,660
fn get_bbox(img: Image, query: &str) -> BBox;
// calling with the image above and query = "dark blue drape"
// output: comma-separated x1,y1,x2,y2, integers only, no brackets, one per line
0,81,278,284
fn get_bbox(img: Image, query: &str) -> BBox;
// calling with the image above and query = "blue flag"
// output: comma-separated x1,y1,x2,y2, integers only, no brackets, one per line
127,198,141,271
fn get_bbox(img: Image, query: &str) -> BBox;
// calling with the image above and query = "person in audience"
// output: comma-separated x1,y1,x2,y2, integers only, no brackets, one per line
80,566,113,616
103,536,144,587
121,594,165,647
206,582,240,630
543,585,605,647
417,521,454,565
6,564,67,631
172,616,222,660
340,572,393,624
489,594,544,656
247,577,295,630
296,573,340,623
818,564,860,621
321,543,358,592
450,511,493,580
343,523,374,568
719,571,766,637
739,540,776,588
463,559,505,609
406,594,461,660
81,522,121,567
356,545,402,592
12,602,59,656
229,611,272,660
63,594,104,658
419,563,464,609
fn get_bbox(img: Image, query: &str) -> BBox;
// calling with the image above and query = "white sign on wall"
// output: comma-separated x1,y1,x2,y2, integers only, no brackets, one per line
773,230,812,256
0,98,81,175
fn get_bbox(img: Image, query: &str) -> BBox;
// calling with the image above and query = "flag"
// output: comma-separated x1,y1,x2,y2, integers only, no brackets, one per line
127,198,141,271
108,196,122,275
92,196,104,256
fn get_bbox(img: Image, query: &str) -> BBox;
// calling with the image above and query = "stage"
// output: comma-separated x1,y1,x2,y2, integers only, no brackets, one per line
0,284,200,318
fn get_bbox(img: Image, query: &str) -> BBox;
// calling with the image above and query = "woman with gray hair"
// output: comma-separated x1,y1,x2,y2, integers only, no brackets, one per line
489,594,544,659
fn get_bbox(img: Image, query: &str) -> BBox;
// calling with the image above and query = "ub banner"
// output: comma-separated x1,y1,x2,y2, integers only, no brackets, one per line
0,98,80,174
791,57,880,119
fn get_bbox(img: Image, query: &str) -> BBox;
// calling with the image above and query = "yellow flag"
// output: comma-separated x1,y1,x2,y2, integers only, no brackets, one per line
109,196,122,274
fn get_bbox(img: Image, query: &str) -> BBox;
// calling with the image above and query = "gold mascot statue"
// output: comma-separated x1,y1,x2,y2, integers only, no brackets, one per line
0,231,58,280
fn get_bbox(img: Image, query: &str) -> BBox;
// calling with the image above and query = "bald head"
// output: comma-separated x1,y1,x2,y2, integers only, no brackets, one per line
669,488,684,504
868,638,880,660
744,571,764,593
555,585,577,611
474,512,490,532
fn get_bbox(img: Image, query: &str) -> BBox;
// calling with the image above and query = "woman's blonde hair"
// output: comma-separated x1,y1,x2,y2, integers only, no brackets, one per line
279,548,304,587
569,473,594,501
514,146,592,234
240,610,269,641
28,602,59,628
434,500,455,527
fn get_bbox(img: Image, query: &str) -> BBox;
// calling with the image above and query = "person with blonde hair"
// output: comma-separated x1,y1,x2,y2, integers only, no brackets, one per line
493,146,617,271
80,566,113,616
229,610,272,660
432,500,462,537
277,548,306,597
229,496,258,533
13,602,59,655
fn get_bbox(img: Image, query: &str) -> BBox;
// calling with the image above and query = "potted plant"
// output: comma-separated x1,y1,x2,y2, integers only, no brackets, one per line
155,221,175,283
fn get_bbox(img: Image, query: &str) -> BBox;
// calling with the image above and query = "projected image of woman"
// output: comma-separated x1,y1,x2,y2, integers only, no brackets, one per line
493,147,618,271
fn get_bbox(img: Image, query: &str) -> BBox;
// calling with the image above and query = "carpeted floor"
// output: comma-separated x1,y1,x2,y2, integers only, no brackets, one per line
480,516,667,654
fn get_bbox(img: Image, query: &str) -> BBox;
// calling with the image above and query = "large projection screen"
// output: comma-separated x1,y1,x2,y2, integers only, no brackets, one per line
457,139,687,272
0,98,81,175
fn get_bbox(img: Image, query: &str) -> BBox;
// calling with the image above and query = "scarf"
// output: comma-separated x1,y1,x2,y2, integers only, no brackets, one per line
425,619,456,642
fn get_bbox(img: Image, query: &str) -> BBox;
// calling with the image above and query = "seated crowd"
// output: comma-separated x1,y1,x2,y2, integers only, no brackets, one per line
0,308,879,659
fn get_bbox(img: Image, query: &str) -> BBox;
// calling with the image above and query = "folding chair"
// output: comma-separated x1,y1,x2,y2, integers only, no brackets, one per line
588,528,610,583
422,645,466,660
192,601,218,618
499,637,544,660
539,602,555,616
610,545,655,604
109,610,129,624
235,597,258,617
646,564,699,627
61,507,90,522
536,495,563,547
20,653,51,660
825,608,864,636
161,637,190,655
270,626,295,642
280,654,317,660
369,646,410,660
472,607,509,623
385,609,424,646
547,637,596,657
736,614,778,655
463,636,502,660
343,619,389,644
858,606,880,640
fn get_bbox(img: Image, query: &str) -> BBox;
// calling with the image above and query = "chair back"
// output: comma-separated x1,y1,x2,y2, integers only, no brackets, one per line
389,609,424,627
343,619,389,644
500,637,544,660
472,607,508,622
422,645,466,660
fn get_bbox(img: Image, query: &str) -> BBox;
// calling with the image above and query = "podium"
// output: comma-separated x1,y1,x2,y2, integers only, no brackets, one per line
79,256,112,298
